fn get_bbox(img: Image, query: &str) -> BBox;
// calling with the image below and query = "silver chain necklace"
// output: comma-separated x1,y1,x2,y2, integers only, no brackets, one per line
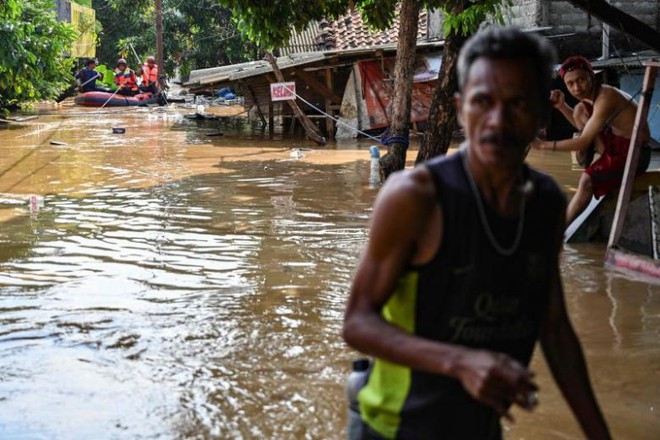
460,150,525,256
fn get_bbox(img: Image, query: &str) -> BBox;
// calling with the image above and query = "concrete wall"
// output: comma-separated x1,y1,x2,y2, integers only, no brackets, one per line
501,0,660,32
504,0,540,28
548,0,659,32
547,0,659,58
55,0,71,23
428,1,659,56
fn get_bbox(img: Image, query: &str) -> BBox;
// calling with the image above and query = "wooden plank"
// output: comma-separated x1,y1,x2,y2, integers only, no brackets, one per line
608,65,658,248
565,196,605,243
0,116,39,124
605,247,660,280
564,0,660,52
241,81,267,129
325,68,335,140
649,185,660,259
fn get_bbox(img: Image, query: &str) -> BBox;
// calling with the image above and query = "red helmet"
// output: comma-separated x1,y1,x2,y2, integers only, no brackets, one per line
117,58,127,66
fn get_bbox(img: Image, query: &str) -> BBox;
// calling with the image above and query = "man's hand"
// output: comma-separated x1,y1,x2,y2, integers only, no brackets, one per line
454,349,539,421
530,138,546,150
549,89,565,109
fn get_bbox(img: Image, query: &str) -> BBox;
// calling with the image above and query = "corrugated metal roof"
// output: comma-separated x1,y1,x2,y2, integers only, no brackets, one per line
279,21,324,56
590,50,659,68
186,52,328,87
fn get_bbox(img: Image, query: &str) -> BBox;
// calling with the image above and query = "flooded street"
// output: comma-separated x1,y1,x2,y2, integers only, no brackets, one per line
0,106,658,439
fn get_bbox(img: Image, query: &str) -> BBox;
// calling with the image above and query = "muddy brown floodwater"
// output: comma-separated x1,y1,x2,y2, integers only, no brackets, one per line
0,105,658,439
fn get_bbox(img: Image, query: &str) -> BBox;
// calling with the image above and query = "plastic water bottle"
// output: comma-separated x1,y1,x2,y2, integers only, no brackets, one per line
346,358,370,412
369,146,381,188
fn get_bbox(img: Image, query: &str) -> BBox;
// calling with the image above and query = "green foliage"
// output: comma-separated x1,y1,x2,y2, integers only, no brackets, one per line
355,0,399,30
90,0,509,79
441,0,512,37
95,64,119,90
216,0,505,50
95,0,154,67
95,0,259,77
217,0,349,50
0,0,77,112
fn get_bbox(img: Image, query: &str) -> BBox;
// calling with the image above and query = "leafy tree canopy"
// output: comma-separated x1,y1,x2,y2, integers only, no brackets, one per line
441,0,512,36
216,0,509,50
95,0,259,78
91,0,510,79
0,0,77,113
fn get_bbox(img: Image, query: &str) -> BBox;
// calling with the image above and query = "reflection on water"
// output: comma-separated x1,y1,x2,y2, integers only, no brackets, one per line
1,108,659,439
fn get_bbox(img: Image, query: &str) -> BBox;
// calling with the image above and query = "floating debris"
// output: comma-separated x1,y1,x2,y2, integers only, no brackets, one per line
28,195,44,213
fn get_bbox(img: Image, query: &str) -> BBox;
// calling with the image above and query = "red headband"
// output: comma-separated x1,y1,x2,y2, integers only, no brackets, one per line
559,56,593,79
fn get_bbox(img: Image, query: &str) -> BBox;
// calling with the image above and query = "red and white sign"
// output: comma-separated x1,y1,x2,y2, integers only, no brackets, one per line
270,82,296,101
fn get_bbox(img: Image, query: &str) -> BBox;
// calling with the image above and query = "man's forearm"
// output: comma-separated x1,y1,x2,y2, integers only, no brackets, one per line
556,102,578,129
343,311,463,377
542,326,611,439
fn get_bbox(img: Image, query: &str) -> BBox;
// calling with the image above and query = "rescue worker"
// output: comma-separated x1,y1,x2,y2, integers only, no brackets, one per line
113,58,139,97
75,58,110,93
138,56,160,95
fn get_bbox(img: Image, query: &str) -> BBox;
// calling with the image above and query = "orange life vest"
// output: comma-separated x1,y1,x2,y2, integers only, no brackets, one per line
114,68,138,91
142,64,159,87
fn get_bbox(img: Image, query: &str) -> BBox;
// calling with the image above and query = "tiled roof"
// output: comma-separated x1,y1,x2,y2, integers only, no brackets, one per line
280,6,429,54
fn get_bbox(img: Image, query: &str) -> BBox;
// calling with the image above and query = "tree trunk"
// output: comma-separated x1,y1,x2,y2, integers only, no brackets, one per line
416,5,468,164
378,0,422,181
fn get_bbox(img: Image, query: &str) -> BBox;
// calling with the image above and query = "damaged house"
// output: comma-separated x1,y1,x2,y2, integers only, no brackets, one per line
184,1,660,141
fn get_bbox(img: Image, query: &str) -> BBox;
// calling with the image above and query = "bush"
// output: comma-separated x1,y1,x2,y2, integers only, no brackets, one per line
0,0,78,114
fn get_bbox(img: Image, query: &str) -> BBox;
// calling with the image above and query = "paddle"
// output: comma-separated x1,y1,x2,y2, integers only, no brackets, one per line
99,85,125,110
78,72,102,90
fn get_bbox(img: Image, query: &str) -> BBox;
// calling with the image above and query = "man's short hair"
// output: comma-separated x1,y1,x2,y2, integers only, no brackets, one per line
457,26,557,118
85,58,97,66
559,55,594,80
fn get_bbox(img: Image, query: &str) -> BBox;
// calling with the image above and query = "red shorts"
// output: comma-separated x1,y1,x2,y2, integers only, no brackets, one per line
585,128,649,197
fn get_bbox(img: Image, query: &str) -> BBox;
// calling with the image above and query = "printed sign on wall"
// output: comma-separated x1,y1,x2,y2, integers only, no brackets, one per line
270,82,296,101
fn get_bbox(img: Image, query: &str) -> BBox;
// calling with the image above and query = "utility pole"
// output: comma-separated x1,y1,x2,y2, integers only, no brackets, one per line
156,0,164,69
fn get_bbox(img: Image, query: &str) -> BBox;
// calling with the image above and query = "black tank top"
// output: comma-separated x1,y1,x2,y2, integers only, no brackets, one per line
358,150,566,440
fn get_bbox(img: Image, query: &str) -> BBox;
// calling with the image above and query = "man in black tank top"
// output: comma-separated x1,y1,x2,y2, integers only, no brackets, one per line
343,27,611,440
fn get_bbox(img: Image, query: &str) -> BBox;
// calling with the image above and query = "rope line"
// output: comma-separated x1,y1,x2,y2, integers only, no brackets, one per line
282,85,385,145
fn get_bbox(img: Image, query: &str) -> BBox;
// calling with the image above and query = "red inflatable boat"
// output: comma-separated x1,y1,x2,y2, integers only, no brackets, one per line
74,91,163,107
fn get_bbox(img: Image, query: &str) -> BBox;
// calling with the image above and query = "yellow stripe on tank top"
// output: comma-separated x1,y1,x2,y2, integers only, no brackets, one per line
358,271,418,439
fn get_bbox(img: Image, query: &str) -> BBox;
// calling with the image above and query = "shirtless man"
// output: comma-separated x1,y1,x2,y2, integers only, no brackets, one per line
532,55,650,225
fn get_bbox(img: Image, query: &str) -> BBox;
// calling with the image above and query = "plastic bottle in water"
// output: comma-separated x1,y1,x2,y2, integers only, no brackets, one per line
347,358,370,439
346,358,370,411
369,146,381,188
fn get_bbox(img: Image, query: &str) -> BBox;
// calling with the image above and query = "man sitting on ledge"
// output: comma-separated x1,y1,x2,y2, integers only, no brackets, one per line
532,55,650,226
